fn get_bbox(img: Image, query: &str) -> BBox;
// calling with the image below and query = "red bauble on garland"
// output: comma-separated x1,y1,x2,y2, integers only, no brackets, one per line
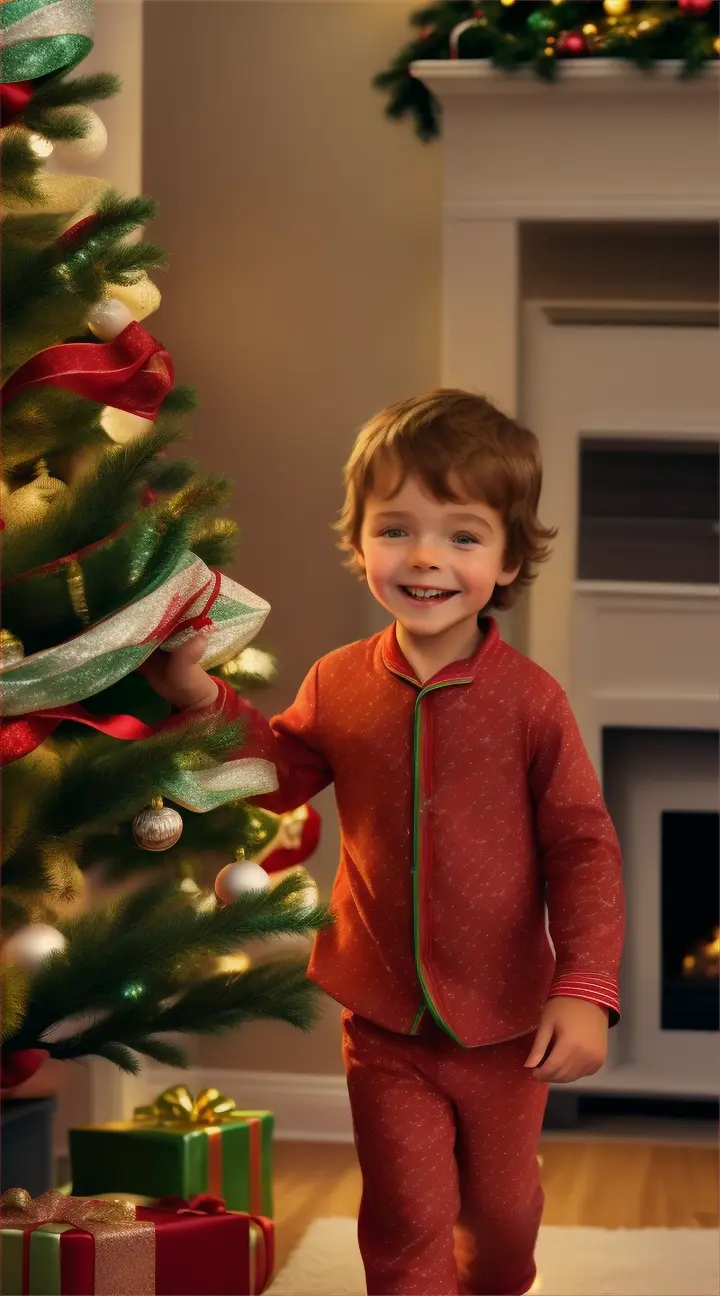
678,0,712,13
556,31,587,55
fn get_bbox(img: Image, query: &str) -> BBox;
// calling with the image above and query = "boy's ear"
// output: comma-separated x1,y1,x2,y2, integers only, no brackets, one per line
497,562,521,588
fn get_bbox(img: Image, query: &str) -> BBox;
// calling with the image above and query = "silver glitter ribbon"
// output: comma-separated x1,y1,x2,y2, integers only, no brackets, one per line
0,553,271,717
0,0,94,50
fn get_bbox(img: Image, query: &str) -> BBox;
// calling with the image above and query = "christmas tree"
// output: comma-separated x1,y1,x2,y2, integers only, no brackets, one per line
0,0,330,1093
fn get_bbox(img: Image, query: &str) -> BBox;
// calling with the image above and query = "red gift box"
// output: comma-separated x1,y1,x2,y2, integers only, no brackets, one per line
0,1190,274,1296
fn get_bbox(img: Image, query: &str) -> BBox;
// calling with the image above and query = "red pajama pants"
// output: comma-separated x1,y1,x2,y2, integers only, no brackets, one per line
342,1010,549,1296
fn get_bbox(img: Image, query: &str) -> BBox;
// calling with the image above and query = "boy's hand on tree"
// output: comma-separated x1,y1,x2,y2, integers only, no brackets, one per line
141,634,219,712
525,995,608,1083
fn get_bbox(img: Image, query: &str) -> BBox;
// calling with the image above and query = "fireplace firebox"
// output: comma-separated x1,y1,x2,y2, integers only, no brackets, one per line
661,810,719,1033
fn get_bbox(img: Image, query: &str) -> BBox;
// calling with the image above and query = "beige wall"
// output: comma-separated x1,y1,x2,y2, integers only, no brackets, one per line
143,4,718,1078
144,1,442,1075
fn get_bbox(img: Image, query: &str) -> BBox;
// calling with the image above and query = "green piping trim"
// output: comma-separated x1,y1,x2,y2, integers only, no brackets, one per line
410,1006,426,1034
411,679,472,1045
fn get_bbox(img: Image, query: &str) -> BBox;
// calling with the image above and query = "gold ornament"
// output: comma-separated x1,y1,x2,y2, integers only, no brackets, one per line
108,275,162,323
714,36,720,54
583,23,598,36
0,630,25,668
4,460,67,523
176,867,217,914
66,559,90,626
603,0,629,14
132,796,183,851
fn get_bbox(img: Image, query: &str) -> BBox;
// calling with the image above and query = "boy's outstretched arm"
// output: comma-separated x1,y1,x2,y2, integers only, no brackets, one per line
141,636,333,814
525,687,625,1084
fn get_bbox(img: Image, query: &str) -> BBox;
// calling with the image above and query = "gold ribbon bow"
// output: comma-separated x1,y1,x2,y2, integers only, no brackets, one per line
133,1084,241,1128
0,1188,155,1295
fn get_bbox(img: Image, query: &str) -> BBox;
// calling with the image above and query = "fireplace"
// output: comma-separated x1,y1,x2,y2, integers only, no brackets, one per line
661,811,720,1033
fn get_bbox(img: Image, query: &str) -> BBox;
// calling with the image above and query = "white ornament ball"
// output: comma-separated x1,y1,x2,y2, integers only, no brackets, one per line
100,406,154,444
87,299,133,341
53,108,108,164
1,923,67,972
215,858,270,904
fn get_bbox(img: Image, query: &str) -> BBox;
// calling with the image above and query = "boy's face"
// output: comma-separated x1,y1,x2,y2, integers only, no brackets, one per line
358,470,519,641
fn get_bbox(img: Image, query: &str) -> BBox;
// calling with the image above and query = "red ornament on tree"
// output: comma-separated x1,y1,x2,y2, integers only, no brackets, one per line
556,31,587,55
678,0,712,13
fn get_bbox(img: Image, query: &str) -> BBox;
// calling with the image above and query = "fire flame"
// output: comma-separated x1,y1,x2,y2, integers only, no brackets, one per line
682,926,720,979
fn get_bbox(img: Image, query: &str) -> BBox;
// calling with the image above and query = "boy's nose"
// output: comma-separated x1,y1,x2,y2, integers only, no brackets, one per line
409,544,441,570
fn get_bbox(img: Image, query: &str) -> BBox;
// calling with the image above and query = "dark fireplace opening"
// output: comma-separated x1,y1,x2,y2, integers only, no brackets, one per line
661,811,719,1032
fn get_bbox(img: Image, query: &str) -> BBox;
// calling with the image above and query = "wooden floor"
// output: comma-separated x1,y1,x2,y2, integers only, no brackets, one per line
272,1137,719,1270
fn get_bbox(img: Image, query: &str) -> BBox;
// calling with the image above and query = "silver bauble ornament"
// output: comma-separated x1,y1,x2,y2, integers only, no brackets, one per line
1,923,67,972
215,849,270,903
133,796,183,851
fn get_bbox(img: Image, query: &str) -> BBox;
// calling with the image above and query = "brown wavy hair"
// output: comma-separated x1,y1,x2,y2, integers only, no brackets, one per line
335,389,557,611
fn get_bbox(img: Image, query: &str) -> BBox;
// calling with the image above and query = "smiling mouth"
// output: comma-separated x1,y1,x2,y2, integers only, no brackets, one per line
399,586,459,604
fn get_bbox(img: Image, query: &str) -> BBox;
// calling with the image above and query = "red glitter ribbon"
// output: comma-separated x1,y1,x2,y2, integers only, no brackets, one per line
0,322,174,420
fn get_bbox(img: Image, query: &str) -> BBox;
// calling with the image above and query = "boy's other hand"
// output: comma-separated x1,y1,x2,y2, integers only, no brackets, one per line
141,634,219,712
525,995,609,1083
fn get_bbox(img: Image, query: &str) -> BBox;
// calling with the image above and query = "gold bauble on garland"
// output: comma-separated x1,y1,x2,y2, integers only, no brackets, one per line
0,630,25,668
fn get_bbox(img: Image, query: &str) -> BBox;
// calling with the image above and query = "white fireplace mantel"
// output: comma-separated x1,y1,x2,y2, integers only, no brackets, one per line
411,60,720,222
410,59,720,414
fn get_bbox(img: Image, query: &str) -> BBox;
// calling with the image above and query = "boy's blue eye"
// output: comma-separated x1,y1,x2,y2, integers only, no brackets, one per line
454,533,479,546
380,527,405,538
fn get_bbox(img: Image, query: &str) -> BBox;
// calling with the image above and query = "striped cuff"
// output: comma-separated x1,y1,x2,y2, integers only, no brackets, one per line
548,972,621,1025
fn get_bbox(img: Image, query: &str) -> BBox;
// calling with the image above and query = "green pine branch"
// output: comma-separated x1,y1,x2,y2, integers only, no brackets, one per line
30,72,122,112
1,716,246,888
2,389,106,470
0,130,45,203
2,193,162,378
5,875,331,1064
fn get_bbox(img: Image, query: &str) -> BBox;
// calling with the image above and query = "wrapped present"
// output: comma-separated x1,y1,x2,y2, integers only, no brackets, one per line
69,1087,273,1217
0,1187,274,1296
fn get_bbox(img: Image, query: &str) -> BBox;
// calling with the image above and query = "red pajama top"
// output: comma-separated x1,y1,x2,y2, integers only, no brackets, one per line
217,616,625,1048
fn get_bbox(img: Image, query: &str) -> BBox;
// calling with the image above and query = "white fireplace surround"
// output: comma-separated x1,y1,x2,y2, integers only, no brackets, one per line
83,60,720,1141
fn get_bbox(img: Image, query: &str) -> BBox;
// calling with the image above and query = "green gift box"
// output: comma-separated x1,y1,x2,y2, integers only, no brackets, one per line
69,1087,274,1218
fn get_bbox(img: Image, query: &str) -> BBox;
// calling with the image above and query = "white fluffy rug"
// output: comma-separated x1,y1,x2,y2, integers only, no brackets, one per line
268,1217,720,1296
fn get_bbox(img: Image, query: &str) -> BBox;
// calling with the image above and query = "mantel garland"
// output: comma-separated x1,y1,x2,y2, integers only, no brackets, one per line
374,1,719,140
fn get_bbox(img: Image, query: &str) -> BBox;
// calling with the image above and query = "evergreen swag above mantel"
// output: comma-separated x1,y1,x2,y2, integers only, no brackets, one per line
374,1,719,140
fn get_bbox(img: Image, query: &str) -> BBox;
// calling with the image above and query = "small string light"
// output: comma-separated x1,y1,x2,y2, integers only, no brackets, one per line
28,133,53,159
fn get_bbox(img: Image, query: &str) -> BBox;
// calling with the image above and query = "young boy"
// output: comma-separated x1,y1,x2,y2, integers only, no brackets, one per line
148,390,625,1296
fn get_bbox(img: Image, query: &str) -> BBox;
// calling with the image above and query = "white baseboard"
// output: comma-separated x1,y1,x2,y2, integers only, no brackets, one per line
83,1064,354,1146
